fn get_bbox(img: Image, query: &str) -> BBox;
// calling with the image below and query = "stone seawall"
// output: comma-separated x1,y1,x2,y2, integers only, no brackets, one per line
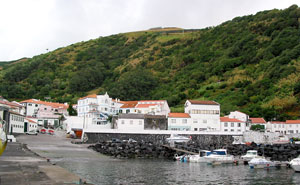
87,132,300,161
227,143,300,161
85,132,234,149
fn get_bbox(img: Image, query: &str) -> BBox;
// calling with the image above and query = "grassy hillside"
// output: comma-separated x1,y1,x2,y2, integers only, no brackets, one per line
1,5,300,121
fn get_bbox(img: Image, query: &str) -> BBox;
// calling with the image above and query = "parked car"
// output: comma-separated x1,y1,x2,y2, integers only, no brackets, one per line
26,130,38,135
48,129,54,135
40,129,46,134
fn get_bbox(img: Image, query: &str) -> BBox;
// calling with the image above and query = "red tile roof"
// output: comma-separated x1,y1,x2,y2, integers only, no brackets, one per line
136,104,158,108
168,113,191,118
120,101,138,108
270,121,285,124
250,118,266,124
0,100,23,108
188,100,219,105
25,118,37,124
286,120,300,124
139,100,165,103
20,99,68,109
220,117,242,122
79,94,97,100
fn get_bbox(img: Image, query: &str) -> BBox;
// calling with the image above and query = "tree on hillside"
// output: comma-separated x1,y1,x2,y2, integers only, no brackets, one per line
109,69,158,100
67,103,77,116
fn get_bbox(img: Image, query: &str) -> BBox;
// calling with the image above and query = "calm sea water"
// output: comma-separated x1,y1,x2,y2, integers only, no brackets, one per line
55,157,300,185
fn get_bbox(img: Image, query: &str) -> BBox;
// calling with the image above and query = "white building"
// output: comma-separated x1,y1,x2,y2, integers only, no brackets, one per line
0,99,25,115
119,100,170,116
220,117,246,132
119,101,138,114
20,99,68,118
25,118,38,132
9,111,25,134
184,100,220,131
116,114,145,131
135,100,170,115
228,111,249,122
285,120,300,134
77,93,123,117
167,113,191,131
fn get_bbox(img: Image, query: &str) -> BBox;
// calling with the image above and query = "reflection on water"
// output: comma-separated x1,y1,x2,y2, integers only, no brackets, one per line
55,157,300,185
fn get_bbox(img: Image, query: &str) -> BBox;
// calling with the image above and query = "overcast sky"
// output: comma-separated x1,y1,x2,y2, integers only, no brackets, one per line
0,0,299,61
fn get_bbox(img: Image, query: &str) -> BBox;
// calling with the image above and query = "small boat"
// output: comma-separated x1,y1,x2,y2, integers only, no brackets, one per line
189,150,211,163
241,150,260,164
166,134,190,143
290,155,300,172
204,149,234,164
248,158,274,169
174,154,190,162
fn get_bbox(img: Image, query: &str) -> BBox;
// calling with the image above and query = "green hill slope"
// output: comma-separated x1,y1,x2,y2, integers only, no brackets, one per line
1,5,300,121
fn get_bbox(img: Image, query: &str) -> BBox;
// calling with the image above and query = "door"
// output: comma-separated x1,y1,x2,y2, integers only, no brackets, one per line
44,120,48,128
24,122,28,133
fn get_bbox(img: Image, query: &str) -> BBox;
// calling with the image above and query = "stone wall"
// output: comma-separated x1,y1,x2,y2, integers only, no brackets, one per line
84,132,234,149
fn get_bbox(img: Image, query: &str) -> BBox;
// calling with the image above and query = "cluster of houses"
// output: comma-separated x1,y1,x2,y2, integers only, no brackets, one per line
0,96,68,134
1,92,300,137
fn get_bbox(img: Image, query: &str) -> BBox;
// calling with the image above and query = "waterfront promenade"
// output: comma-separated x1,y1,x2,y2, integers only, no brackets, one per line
0,133,94,185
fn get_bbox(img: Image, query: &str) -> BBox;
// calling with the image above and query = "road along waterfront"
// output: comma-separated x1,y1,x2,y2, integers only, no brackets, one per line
17,133,300,185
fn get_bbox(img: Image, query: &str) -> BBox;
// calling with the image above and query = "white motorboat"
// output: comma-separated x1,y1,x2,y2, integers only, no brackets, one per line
166,134,190,143
204,149,234,164
241,150,261,164
290,155,300,172
189,150,211,163
248,158,274,169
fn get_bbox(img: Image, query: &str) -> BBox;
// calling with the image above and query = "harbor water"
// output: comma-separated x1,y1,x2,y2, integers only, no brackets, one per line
17,134,300,185
56,158,300,185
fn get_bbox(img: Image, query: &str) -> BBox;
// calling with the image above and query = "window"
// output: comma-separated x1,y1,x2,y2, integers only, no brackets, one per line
28,104,32,106
224,122,228,127
182,119,187,124
121,120,125,124
231,122,234,127
171,119,176,123
274,124,276,128
193,119,198,123
231,129,234,132
194,128,198,131
224,129,228,131
238,123,241,127
44,108,47,110
35,104,38,107
289,124,292,128
203,120,207,124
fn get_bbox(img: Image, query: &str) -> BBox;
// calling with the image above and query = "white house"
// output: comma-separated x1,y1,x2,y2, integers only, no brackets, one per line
184,100,220,131
119,100,170,116
0,99,25,115
270,121,286,134
9,111,25,134
25,118,38,132
20,99,68,123
135,100,170,115
285,120,300,134
119,101,138,114
228,111,249,122
116,114,145,131
220,117,245,132
77,93,123,118
167,113,191,131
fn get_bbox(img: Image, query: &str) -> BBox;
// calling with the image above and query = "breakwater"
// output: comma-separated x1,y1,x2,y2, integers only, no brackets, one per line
89,140,300,161
227,142,299,161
